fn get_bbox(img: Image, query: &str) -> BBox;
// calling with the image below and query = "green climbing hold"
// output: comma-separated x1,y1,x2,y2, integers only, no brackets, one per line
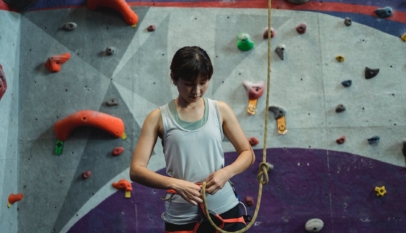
237,33,254,51
54,139,64,155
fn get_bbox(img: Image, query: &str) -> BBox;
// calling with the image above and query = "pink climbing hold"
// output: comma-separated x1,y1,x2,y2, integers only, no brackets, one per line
45,53,71,73
248,137,259,146
296,23,307,34
112,147,124,156
336,136,346,144
245,196,255,206
243,81,265,100
0,64,7,100
82,171,92,179
263,27,275,39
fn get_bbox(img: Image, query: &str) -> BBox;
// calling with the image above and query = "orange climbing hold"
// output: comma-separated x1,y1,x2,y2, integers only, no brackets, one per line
8,193,23,207
113,179,132,198
54,110,125,141
87,0,138,27
44,53,71,73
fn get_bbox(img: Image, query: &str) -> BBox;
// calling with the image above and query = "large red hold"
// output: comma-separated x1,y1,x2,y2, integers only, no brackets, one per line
0,65,7,100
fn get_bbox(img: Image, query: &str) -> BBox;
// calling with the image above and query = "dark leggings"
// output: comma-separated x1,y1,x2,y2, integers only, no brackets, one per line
165,204,246,232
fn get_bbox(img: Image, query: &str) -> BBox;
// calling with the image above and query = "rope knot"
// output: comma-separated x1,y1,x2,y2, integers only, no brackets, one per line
258,162,269,185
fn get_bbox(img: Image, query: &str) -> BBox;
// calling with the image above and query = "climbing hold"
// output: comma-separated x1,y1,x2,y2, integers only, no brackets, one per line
296,23,307,34
341,80,352,87
237,33,254,51
367,136,380,145
335,104,346,113
248,137,259,146
375,186,386,197
245,196,255,207
243,81,264,115
0,64,7,100
87,0,139,27
268,106,286,120
263,27,275,39
44,53,71,73
401,33,406,42
336,55,344,62
82,171,91,179
285,0,309,4
7,193,23,208
374,7,393,18
147,24,156,32
275,44,285,60
305,218,324,232
402,140,406,157
336,136,346,144
344,17,352,26
112,147,124,156
105,47,115,56
54,110,126,155
268,106,287,134
112,179,132,198
62,22,77,31
365,67,379,79
106,98,120,106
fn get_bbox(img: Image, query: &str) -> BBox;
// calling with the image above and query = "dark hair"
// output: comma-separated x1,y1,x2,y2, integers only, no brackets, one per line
170,46,213,83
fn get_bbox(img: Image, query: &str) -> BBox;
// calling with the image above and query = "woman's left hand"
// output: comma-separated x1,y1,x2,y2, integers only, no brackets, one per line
204,168,233,195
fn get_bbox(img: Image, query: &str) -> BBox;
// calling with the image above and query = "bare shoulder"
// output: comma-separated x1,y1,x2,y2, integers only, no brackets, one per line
216,100,235,123
143,108,163,137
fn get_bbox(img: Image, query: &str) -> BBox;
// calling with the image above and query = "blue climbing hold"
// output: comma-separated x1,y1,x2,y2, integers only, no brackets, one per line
374,7,393,18
368,136,380,145
341,80,352,87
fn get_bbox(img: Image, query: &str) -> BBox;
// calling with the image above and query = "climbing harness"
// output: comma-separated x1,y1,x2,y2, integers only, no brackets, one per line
162,183,247,233
200,0,273,232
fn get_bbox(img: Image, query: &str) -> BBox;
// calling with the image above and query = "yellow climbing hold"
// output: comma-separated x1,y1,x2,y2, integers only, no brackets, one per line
375,186,386,197
121,132,127,140
336,55,345,62
401,33,406,42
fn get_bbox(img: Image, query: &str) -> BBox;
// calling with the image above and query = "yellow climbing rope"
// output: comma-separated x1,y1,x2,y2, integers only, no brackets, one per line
201,0,273,232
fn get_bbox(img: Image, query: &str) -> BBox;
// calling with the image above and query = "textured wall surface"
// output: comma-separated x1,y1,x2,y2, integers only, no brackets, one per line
0,0,405,232
0,9,20,233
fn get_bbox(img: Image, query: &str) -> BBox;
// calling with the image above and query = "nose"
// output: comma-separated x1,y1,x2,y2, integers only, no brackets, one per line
191,85,200,96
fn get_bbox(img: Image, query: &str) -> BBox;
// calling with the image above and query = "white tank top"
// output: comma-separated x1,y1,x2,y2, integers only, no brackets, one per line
159,98,239,224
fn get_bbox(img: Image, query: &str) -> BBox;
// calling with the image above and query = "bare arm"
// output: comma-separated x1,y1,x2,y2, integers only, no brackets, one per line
130,109,202,205
205,101,255,194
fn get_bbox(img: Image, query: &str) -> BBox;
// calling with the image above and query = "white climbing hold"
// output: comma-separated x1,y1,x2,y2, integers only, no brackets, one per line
305,218,324,232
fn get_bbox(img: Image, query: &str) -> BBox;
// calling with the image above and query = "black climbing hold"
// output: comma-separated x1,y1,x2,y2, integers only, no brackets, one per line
344,17,352,26
62,22,77,31
268,106,286,119
147,24,156,32
106,98,120,106
105,47,115,56
374,7,393,18
275,44,285,60
335,104,346,113
367,136,380,145
402,140,406,157
365,67,379,79
341,80,352,87
285,0,309,4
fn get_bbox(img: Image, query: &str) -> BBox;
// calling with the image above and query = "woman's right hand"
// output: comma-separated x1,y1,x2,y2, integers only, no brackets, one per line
173,180,202,206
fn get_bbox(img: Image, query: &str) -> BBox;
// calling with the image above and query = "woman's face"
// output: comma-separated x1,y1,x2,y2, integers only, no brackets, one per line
174,76,210,103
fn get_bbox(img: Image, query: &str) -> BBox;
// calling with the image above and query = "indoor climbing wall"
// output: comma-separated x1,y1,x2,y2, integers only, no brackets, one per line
1,0,406,233
0,7,20,233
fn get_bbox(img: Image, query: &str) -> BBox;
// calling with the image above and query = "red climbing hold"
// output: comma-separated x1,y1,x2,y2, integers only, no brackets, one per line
263,27,275,39
243,81,265,100
296,23,307,34
336,136,346,144
112,147,124,156
248,137,259,146
82,171,92,179
8,193,23,205
245,196,255,207
112,179,132,191
44,53,71,73
0,64,7,100
87,0,139,27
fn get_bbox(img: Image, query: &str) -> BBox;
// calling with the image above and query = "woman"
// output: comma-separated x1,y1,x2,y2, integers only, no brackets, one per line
130,46,254,232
